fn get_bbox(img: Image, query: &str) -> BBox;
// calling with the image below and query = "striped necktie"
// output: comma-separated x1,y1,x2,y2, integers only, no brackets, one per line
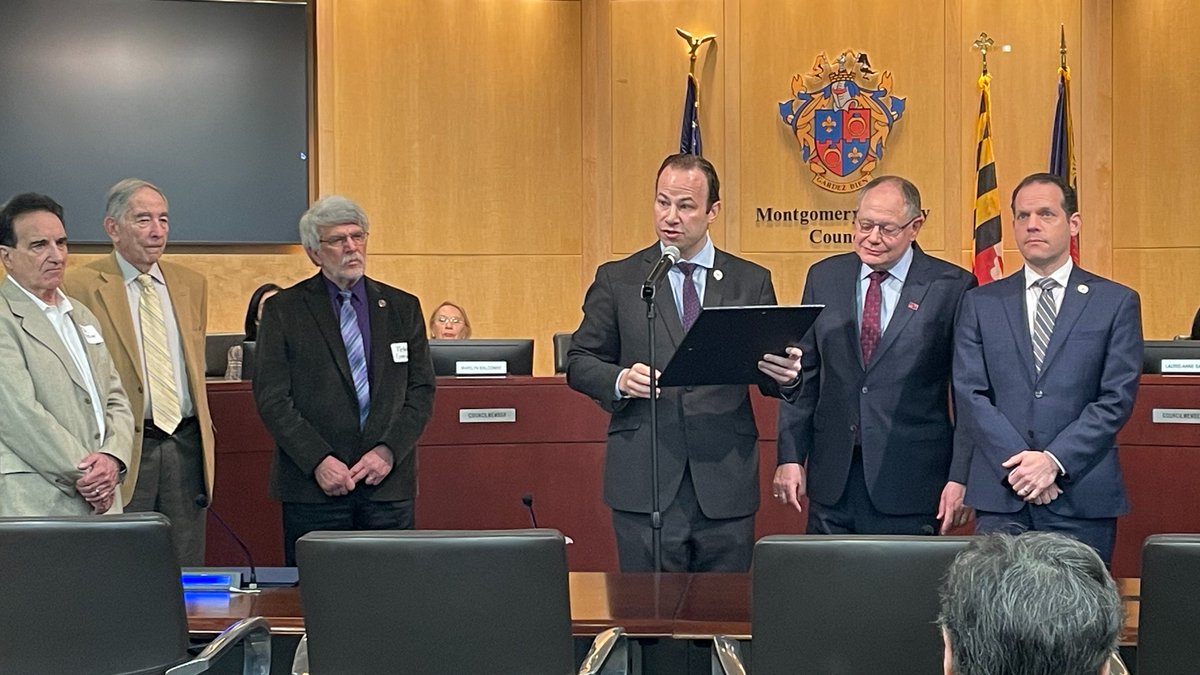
339,290,370,428
137,274,182,434
1032,277,1059,374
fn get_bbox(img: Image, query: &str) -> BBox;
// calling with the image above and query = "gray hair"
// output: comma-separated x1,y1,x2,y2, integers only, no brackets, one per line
298,195,370,250
938,532,1122,675
105,178,168,223
858,175,922,221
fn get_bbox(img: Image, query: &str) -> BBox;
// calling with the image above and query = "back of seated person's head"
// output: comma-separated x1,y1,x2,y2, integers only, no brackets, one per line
938,532,1122,675
244,283,282,342
1191,306,1199,340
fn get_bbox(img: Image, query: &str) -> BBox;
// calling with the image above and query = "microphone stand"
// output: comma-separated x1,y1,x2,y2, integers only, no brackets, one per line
640,279,664,573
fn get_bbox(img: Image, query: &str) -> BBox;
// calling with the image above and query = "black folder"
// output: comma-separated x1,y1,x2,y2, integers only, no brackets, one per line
658,305,823,386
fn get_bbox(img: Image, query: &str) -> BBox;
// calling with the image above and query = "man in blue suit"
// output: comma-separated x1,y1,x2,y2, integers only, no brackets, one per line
953,173,1143,564
776,176,977,535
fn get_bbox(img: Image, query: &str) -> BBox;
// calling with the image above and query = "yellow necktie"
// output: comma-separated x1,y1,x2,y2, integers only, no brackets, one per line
137,274,182,434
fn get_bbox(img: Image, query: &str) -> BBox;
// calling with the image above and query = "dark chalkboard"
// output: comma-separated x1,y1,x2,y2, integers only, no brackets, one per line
0,0,308,244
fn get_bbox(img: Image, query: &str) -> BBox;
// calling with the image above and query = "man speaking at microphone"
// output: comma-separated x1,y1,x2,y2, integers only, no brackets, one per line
567,154,801,573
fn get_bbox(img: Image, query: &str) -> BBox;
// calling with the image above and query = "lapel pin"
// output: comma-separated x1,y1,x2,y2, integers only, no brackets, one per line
712,269,723,281
1077,284,1089,294
907,301,919,311
378,299,387,307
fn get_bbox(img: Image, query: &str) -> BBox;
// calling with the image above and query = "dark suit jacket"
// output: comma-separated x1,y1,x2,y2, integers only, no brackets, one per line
953,266,1142,518
778,245,976,515
567,244,784,520
253,273,435,503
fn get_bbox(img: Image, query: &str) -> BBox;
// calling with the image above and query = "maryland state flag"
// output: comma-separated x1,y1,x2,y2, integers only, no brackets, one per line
680,72,702,155
972,73,1004,285
1050,61,1080,263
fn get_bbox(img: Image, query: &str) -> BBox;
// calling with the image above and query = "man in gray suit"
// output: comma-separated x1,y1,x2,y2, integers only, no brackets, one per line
0,193,133,516
567,154,802,572
776,176,976,535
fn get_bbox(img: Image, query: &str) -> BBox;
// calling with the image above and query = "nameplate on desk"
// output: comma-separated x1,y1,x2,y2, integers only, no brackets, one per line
455,361,507,376
1152,408,1200,424
1161,359,1200,374
459,408,517,424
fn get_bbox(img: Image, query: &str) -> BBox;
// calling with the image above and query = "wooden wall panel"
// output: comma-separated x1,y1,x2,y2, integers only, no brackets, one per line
320,0,583,257
609,0,724,255
1112,1,1200,250
1114,249,1200,340
1110,0,1200,336
67,250,313,335
37,1,1198,376
957,1,1083,264
370,254,584,375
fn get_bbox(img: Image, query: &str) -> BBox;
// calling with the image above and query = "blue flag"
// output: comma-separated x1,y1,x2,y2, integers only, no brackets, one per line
679,73,702,155
1049,66,1079,263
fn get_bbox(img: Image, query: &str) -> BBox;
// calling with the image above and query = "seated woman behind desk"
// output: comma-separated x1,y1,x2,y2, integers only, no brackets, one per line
429,301,471,340
226,283,282,379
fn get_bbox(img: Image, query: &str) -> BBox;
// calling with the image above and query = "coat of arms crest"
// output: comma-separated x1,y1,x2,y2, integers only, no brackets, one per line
779,50,906,193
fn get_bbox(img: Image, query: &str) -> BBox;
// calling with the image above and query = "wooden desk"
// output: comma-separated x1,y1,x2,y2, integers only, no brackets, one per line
187,572,689,638
204,377,802,571
1113,375,1200,577
206,375,1200,575
187,572,1142,647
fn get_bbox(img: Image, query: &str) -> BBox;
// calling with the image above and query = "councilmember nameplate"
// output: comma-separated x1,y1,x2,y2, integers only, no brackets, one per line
1151,408,1200,424
459,408,517,424
1162,359,1200,374
456,360,507,376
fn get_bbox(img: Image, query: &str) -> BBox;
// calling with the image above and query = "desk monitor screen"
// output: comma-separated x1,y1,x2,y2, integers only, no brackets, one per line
204,333,244,378
1143,339,1200,375
429,339,534,377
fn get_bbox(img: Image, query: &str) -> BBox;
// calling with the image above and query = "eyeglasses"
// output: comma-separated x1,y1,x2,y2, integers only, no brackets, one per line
435,316,462,325
853,216,920,237
319,231,369,248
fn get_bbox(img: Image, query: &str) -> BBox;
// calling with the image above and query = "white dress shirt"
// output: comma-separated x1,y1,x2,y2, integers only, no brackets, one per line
12,282,106,438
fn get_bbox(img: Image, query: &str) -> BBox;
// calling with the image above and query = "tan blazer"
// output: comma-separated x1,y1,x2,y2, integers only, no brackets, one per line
0,278,134,516
64,253,215,505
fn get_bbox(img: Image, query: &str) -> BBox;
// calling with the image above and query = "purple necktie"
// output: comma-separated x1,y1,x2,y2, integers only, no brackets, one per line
860,270,889,364
676,262,702,331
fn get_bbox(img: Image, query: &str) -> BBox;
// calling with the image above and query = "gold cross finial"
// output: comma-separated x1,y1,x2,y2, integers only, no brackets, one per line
972,32,995,75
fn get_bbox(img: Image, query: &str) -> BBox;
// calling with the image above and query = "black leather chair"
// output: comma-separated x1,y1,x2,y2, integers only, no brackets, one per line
1138,534,1200,673
0,513,269,674
294,529,627,675
713,535,972,674
553,331,573,374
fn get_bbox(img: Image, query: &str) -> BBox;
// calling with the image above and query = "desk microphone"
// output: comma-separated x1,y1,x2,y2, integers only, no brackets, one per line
200,496,260,593
641,245,681,299
521,493,539,528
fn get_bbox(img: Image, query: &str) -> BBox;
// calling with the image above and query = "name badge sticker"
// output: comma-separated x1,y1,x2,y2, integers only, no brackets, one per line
391,342,409,363
80,325,104,344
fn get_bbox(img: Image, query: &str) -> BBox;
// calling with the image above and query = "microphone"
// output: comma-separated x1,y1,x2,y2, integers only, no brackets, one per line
200,496,260,592
641,245,681,299
521,493,539,528
520,493,574,544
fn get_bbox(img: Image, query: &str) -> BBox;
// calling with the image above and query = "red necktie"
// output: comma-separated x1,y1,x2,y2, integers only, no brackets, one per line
860,270,889,364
